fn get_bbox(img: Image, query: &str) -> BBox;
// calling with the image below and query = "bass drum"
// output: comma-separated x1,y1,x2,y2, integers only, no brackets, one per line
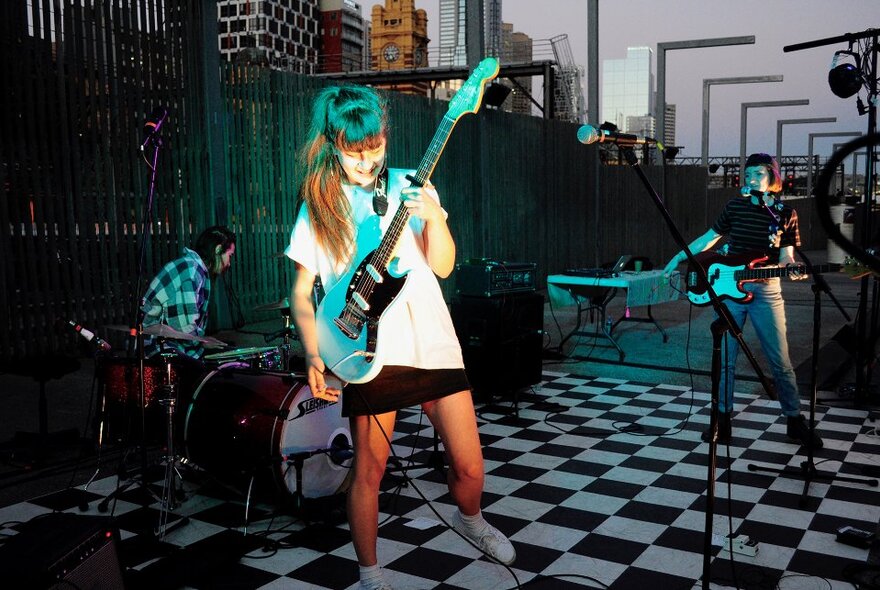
184,367,351,499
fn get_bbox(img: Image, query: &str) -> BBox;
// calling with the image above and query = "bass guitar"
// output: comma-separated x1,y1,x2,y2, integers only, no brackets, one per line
316,57,499,383
685,251,850,306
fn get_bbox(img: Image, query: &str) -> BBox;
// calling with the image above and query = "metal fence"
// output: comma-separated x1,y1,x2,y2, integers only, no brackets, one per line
0,1,829,360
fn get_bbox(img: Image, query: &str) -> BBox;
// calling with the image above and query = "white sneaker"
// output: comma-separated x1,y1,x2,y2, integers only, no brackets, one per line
359,579,393,590
452,511,517,565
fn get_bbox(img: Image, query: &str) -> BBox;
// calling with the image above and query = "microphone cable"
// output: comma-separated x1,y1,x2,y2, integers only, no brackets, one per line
352,386,523,588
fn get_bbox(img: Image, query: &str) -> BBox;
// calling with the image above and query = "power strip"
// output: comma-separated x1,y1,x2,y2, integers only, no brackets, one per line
725,534,759,557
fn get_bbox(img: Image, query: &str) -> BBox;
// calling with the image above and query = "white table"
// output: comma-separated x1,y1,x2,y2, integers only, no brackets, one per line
547,270,681,361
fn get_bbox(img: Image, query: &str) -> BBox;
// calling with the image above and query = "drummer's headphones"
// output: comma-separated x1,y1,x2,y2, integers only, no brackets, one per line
828,48,863,99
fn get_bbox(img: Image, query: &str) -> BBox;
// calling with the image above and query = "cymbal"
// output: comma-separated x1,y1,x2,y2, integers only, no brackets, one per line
105,323,226,347
254,297,290,312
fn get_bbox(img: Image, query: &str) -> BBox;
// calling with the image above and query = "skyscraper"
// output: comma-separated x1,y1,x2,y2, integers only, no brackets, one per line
601,46,655,136
437,0,502,67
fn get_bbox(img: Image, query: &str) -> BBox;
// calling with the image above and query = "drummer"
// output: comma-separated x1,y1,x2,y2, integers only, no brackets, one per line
140,226,236,360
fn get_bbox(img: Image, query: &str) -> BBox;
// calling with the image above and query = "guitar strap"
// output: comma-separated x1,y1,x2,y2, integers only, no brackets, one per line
372,165,389,216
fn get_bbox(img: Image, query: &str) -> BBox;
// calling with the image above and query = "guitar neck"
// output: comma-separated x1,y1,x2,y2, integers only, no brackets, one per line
735,263,836,281
371,113,458,269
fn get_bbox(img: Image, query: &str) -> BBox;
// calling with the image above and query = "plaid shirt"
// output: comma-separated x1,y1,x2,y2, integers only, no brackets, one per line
141,248,211,359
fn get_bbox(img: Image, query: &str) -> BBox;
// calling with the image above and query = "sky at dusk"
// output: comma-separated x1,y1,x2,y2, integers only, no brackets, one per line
414,0,876,162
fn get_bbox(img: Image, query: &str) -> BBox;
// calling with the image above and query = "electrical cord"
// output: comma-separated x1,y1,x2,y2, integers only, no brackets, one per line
351,386,523,588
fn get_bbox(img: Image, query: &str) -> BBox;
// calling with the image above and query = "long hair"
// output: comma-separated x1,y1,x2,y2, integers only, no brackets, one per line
193,225,235,277
745,152,783,193
299,85,388,266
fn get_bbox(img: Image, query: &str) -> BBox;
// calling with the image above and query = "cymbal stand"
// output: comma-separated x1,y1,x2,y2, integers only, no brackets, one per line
280,308,292,371
155,351,189,538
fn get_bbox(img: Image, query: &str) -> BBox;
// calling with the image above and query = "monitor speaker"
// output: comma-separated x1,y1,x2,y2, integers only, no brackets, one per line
451,292,543,401
0,513,125,589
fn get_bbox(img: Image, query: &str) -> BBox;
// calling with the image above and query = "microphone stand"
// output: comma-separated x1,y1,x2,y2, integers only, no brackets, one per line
94,128,171,532
616,145,777,590
748,248,878,503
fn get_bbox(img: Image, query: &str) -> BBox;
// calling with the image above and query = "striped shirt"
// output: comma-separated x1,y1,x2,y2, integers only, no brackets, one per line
140,248,211,359
712,197,800,259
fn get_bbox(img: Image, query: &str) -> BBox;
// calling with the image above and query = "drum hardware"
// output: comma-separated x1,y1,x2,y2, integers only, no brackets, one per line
253,297,290,312
256,300,297,371
89,347,194,540
184,368,352,525
283,434,353,511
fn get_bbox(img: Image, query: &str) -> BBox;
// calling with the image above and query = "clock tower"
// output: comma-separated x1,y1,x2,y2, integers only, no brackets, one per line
371,0,429,95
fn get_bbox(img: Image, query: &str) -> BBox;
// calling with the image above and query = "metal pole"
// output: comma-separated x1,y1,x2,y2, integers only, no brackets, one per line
657,36,755,159
806,132,861,199
775,117,837,166
739,99,810,178
701,76,783,166
588,0,600,266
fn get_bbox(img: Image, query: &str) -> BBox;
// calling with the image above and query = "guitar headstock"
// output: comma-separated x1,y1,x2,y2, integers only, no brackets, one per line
447,57,500,120
843,256,878,279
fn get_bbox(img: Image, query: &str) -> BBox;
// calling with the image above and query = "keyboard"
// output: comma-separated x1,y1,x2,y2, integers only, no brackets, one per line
562,268,616,278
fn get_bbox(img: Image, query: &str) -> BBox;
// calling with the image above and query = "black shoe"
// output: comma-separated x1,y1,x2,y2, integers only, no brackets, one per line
786,415,824,449
702,412,732,444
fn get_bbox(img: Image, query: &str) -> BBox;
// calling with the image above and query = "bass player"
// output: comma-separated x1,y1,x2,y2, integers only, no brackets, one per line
663,152,823,448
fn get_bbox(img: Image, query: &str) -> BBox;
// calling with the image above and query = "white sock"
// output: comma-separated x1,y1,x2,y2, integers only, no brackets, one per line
359,564,384,589
457,509,488,533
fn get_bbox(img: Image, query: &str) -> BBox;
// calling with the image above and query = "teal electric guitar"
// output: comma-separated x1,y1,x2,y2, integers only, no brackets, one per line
315,57,500,383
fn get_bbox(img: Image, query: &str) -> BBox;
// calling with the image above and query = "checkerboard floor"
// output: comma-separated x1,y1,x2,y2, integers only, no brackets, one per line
1,371,878,589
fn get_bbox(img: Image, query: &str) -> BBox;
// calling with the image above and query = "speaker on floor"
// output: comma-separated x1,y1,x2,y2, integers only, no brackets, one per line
451,292,543,401
0,513,125,589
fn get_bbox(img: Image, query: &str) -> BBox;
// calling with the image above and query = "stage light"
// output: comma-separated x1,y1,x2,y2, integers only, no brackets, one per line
708,163,721,173
828,50,863,99
482,83,512,108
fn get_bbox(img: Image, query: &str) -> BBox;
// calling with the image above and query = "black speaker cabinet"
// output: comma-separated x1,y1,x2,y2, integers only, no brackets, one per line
0,513,125,589
451,292,543,400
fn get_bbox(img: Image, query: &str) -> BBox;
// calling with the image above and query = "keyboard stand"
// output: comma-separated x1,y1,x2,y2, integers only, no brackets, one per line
561,287,625,362
612,304,669,343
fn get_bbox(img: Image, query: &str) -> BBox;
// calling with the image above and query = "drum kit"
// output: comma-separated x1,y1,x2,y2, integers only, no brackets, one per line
93,297,352,533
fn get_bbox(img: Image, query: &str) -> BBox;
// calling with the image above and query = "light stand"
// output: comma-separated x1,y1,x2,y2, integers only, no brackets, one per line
615,145,778,590
748,250,878,503
786,29,880,404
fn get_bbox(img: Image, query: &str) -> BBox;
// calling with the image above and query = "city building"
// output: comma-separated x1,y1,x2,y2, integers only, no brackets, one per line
500,22,533,116
319,0,369,73
663,103,676,148
218,0,321,74
601,46,655,136
370,0,430,95
436,0,502,67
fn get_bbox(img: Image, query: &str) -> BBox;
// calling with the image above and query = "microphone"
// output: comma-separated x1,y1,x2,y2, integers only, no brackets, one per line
264,326,296,343
141,106,168,148
577,124,658,147
742,187,780,202
67,320,112,351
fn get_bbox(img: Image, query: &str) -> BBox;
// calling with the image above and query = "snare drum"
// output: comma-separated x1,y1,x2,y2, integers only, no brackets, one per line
184,368,350,500
97,356,201,443
203,346,282,371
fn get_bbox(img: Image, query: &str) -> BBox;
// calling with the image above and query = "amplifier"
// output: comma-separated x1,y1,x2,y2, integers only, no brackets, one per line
455,260,537,297
0,513,125,589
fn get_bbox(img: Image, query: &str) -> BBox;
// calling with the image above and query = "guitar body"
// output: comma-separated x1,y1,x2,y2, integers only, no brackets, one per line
686,250,848,306
316,253,409,384
686,251,768,306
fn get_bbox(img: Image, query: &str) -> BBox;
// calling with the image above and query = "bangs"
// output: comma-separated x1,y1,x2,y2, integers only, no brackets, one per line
326,94,387,152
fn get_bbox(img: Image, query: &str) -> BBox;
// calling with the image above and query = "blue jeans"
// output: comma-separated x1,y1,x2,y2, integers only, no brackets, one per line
718,279,802,417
